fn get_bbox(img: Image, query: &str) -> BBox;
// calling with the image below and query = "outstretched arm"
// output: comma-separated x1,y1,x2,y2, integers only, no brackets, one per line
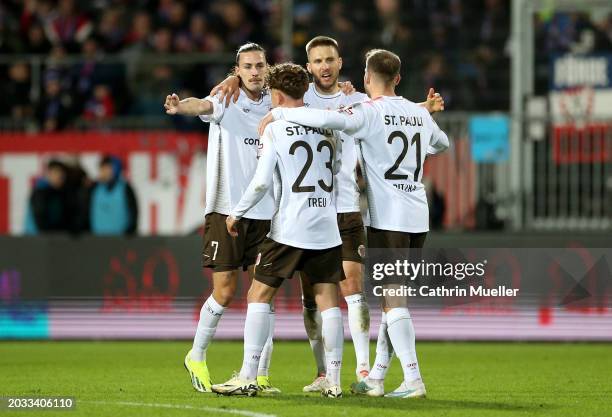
258,105,368,137
164,93,214,116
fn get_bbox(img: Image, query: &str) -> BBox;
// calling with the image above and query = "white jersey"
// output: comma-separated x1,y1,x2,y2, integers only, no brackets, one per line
271,96,449,233
303,83,366,213
231,115,342,250
199,89,274,220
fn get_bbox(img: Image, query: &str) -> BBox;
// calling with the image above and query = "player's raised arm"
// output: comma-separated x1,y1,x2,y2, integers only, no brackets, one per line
418,88,445,114
164,93,214,116
227,128,278,234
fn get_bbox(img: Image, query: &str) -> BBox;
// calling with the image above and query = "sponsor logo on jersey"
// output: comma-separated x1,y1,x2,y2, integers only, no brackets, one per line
244,137,260,146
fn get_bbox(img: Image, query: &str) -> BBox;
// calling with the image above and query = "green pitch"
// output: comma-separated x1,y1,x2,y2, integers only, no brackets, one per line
1,341,611,417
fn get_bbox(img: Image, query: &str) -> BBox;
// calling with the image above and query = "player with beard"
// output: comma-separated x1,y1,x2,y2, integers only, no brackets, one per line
259,48,450,399
299,36,444,392
164,42,280,395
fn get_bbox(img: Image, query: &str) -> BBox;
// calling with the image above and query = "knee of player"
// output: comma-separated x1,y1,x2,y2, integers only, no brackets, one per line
339,278,362,297
213,285,236,306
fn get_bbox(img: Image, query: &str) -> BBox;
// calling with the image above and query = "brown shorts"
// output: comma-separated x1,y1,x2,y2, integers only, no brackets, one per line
202,212,270,272
254,237,342,288
366,227,427,249
338,212,366,263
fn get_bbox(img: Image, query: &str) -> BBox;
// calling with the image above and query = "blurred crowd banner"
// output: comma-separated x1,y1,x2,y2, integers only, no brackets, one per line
1,235,610,341
0,131,207,235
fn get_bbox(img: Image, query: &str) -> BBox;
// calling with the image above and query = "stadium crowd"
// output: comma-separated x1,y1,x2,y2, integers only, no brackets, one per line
1,0,610,131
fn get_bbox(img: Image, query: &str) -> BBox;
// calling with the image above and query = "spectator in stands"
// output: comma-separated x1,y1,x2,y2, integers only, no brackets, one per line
96,7,125,53
166,1,188,36
27,159,71,233
73,37,102,105
44,0,93,52
123,10,153,53
83,84,115,120
213,0,265,51
24,21,52,54
4,62,33,120
405,53,461,110
151,26,173,54
174,13,223,53
88,155,138,236
0,5,20,54
36,71,73,131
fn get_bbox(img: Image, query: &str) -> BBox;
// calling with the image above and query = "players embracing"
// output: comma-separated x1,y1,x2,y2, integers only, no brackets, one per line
165,37,449,399
260,47,450,398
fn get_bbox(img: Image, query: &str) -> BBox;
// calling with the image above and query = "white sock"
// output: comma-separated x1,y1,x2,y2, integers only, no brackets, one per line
239,303,270,381
344,293,371,375
190,295,225,361
258,305,275,377
369,312,394,381
386,308,422,384
321,307,344,386
303,301,326,375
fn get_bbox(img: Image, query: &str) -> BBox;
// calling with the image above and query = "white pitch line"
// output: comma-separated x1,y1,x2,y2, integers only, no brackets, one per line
82,400,277,417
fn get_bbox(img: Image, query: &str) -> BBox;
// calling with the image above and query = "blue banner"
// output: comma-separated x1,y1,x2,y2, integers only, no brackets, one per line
469,115,510,163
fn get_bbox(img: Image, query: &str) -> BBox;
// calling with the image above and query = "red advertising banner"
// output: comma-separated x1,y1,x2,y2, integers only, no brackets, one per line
0,131,208,235
552,124,612,164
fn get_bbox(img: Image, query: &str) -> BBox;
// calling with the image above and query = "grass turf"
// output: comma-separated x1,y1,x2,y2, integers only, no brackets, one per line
1,341,611,417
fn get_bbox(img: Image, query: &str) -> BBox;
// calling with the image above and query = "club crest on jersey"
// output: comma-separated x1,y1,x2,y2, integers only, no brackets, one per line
340,106,354,115
242,107,250,113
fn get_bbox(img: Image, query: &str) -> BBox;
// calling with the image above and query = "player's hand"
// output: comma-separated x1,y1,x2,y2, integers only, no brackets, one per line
210,75,241,107
164,93,180,115
425,87,445,113
258,112,275,136
226,215,239,237
339,81,355,95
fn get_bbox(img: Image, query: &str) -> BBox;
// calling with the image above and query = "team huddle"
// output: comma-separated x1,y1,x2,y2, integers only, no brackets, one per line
164,36,449,399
